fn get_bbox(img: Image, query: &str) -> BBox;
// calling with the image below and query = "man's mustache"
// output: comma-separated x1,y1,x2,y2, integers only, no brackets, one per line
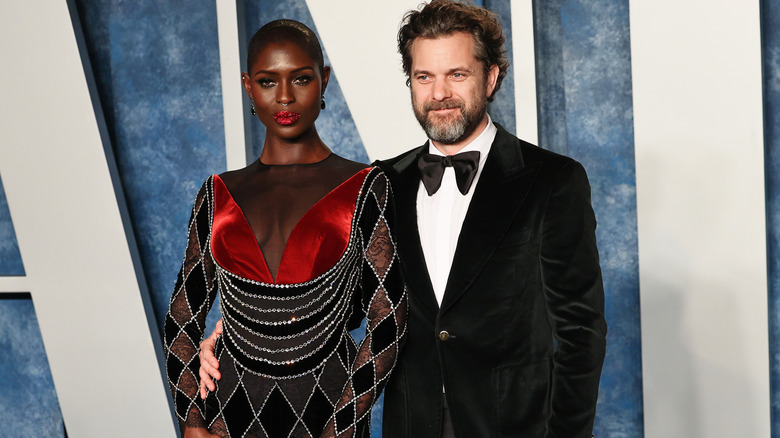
424,100,464,112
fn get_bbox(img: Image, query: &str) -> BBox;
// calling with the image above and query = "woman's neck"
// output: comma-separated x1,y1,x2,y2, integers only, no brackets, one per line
260,132,331,165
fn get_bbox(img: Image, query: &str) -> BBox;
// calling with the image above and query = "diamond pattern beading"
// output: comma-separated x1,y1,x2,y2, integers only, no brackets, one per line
164,170,407,437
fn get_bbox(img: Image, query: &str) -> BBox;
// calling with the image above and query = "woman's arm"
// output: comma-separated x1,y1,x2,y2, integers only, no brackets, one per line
321,170,408,437
163,177,220,433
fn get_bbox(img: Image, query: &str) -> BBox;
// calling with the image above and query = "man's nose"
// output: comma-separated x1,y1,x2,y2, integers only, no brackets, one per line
431,78,452,101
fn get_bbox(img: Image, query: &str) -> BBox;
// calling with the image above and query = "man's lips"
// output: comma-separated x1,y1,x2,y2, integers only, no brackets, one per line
273,111,301,125
430,108,459,114
428,107,460,119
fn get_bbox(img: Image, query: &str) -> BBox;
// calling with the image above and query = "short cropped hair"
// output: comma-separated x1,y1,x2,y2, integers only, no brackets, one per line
246,19,324,74
398,0,509,102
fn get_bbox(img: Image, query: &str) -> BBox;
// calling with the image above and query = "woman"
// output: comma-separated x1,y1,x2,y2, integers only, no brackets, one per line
163,20,407,438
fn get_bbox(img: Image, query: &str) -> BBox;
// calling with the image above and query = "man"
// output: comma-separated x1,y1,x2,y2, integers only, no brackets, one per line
200,1,606,436
377,1,606,436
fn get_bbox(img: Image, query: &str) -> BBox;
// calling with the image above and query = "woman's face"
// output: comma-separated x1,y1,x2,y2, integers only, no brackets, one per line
242,40,330,141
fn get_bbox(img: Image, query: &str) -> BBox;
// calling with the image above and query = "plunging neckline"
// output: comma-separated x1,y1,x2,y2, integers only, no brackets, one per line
211,169,369,284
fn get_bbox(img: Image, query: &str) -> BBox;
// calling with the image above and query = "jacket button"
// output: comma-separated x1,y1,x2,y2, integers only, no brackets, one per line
439,330,450,341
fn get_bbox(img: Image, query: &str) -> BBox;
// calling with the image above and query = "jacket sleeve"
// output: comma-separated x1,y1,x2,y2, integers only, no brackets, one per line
539,161,607,438
322,169,408,437
163,177,219,432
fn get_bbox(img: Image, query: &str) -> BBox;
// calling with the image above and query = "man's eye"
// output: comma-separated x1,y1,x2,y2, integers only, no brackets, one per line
257,78,275,87
417,75,430,82
452,73,464,79
294,75,313,85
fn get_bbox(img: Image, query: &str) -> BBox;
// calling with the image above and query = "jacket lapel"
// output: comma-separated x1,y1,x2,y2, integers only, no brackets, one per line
439,126,541,314
387,146,441,315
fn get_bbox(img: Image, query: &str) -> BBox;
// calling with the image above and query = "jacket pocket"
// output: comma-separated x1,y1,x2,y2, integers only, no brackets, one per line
382,365,408,437
493,358,551,437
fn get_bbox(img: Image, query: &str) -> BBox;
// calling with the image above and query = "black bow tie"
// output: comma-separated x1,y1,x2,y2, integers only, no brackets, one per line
417,151,480,196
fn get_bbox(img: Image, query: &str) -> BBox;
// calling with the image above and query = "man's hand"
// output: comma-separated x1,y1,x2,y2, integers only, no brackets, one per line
183,426,220,438
198,319,223,399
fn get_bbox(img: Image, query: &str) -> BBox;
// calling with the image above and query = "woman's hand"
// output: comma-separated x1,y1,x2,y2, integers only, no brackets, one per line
198,319,223,399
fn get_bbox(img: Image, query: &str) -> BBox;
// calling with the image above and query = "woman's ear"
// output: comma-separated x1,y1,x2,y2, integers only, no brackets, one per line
321,66,331,94
241,72,252,98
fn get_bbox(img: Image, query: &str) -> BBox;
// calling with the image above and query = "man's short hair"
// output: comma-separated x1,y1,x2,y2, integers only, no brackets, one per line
398,0,509,102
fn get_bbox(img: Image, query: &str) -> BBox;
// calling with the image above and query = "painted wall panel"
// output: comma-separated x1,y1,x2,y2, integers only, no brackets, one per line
0,296,64,436
631,1,769,436
560,2,643,437
74,0,227,335
217,0,248,171
484,0,517,134
533,0,569,155
304,0,424,161
529,1,645,435
0,176,24,276
762,0,780,436
512,1,539,144
0,1,176,435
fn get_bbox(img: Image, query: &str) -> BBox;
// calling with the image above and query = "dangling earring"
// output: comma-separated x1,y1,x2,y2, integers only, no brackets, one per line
320,97,326,110
250,99,256,115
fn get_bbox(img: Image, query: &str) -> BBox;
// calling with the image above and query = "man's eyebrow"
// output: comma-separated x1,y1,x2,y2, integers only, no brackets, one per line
412,66,473,76
447,66,473,74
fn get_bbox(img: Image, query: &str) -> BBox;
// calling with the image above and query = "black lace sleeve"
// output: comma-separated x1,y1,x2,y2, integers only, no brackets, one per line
322,169,408,437
163,177,218,431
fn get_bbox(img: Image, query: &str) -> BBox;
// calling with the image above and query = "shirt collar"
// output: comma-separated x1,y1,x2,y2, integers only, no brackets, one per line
427,114,496,168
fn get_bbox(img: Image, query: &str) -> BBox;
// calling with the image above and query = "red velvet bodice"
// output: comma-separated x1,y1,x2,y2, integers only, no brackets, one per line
210,169,370,284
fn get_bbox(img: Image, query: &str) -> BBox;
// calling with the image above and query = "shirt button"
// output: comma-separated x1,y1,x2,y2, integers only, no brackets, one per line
439,330,450,341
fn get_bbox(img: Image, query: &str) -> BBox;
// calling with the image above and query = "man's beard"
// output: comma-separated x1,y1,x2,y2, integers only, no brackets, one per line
413,91,487,145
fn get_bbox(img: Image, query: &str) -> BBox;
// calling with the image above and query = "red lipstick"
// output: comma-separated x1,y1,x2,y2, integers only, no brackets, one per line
273,111,300,126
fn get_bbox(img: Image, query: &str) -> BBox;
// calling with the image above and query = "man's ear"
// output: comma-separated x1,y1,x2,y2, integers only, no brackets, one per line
486,64,499,97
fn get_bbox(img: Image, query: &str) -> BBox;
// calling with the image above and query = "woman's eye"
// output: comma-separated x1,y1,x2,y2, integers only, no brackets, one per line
294,75,313,85
257,78,275,88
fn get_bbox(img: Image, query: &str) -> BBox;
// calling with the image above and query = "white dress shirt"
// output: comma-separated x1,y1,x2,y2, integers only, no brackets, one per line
417,116,497,306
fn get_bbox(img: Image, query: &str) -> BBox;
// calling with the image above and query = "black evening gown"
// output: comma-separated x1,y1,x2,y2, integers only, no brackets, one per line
164,156,407,437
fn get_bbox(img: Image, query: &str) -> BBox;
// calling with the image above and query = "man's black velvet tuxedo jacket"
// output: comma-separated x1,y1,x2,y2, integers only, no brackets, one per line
377,124,607,438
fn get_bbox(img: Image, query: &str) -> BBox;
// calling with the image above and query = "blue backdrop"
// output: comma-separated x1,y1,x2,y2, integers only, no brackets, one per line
9,0,780,436
763,0,780,436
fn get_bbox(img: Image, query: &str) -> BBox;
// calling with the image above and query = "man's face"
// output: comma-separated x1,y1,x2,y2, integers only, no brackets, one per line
409,32,497,147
